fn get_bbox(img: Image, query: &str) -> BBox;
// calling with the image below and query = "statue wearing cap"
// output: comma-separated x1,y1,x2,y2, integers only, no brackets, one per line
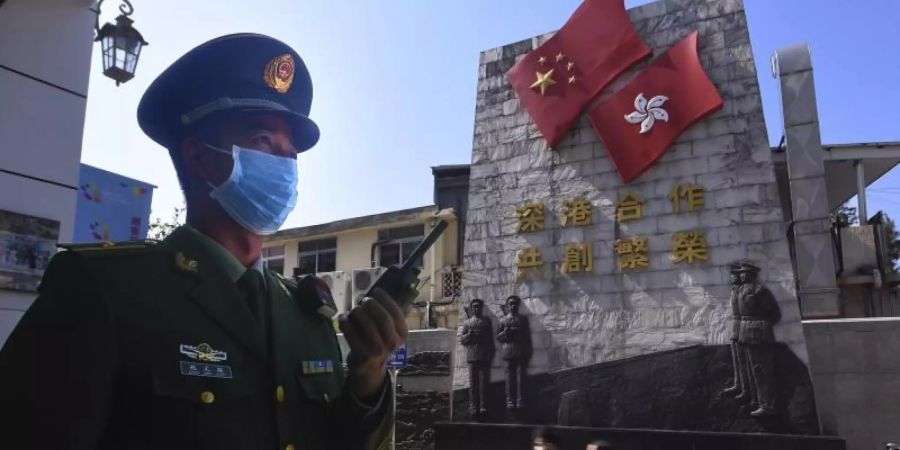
725,261,782,417
723,261,750,401
497,295,532,412
460,298,495,418
0,34,399,450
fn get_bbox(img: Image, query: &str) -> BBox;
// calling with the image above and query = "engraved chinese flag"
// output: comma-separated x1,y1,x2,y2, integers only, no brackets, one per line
588,31,723,183
506,0,651,148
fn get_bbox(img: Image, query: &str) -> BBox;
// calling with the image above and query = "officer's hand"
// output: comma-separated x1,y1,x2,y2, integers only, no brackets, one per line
338,287,408,400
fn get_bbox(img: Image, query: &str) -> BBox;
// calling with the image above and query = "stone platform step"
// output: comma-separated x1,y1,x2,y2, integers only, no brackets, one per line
434,423,845,450
452,344,819,434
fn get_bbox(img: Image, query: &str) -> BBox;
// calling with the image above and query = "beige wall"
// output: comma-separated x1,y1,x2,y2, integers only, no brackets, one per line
442,219,459,266
335,228,378,271
264,213,461,329
282,241,299,278
804,318,900,450
266,213,459,279
0,0,97,348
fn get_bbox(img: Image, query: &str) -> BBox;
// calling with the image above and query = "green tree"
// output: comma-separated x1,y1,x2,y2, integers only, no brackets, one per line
883,214,900,272
147,204,185,241
835,204,858,227
835,202,900,271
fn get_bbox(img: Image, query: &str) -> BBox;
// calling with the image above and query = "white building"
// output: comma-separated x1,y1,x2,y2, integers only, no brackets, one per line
0,0,97,346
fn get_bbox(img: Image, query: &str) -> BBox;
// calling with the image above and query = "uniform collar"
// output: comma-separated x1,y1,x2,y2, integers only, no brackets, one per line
251,255,265,274
162,225,270,362
163,225,264,285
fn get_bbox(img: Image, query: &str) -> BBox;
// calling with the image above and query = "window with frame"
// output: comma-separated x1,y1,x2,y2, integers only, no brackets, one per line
296,237,337,275
377,224,424,268
262,246,285,276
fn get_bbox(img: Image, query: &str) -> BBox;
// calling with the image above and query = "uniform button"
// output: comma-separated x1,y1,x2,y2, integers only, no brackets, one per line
200,391,215,404
285,445,295,450
275,385,285,403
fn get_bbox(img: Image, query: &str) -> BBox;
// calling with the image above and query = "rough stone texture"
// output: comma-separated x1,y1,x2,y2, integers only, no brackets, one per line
451,344,819,435
435,423,845,450
774,44,841,319
396,389,450,450
804,318,900,450
456,0,809,391
400,351,451,377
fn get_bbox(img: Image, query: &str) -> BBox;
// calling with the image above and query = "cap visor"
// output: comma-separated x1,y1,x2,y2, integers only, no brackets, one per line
237,107,320,152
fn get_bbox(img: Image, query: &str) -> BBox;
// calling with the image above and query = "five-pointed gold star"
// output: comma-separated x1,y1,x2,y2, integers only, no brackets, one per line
567,61,575,71
530,69,556,96
556,52,566,62
568,75,577,85
538,55,547,66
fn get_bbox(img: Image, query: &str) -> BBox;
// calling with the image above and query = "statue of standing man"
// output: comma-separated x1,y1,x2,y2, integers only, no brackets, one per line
459,298,495,418
497,295,532,411
725,261,782,417
723,262,750,399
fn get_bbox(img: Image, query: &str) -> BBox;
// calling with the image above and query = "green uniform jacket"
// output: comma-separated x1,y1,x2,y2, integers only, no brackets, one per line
0,227,392,450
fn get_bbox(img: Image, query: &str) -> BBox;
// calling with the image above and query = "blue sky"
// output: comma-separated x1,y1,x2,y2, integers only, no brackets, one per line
80,0,900,229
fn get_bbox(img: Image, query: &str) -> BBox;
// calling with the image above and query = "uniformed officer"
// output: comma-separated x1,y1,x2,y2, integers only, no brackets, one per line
0,33,405,450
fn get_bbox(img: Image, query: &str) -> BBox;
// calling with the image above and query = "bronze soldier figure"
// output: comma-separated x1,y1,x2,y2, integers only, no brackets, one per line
497,295,532,411
736,262,782,417
723,261,750,398
459,298,495,417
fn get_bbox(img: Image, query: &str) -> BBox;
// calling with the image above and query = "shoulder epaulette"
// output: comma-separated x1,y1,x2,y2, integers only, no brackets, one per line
58,240,160,253
272,271,293,282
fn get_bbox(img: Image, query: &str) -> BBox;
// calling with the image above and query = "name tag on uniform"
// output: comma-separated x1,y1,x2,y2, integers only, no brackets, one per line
301,359,334,375
180,361,233,379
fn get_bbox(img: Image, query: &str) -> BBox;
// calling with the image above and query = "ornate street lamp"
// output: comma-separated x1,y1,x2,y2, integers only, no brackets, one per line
94,0,148,86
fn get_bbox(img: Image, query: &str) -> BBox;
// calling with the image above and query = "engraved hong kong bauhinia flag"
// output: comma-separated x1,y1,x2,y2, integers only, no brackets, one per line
506,0,651,148
588,31,723,183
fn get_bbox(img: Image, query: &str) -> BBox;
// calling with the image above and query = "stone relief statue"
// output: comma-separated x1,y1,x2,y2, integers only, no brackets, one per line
723,261,782,417
497,295,532,411
723,262,749,399
459,298,495,417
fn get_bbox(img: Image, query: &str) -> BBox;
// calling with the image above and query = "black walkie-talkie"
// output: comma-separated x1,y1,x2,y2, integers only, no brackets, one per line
363,219,449,312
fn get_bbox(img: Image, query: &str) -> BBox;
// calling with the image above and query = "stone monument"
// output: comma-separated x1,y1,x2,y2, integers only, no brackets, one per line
444,0,840,447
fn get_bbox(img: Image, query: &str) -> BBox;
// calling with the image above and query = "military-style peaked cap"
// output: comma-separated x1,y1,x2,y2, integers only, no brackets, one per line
138,33,319,152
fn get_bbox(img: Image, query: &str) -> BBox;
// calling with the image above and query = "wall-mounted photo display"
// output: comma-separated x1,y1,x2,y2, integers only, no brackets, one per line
0,209,60,292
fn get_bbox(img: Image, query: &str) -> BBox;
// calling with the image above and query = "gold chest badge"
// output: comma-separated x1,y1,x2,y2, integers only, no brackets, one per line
264,53,295,93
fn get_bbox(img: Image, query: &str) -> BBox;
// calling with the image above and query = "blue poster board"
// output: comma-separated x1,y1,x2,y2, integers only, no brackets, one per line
387,344,407,368
73,164,155,243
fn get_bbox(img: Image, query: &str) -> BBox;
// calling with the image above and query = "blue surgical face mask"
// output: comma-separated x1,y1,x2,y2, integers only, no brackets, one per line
204,143,298,235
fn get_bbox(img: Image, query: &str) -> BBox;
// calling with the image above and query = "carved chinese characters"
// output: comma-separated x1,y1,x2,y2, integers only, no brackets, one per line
515,183,710,277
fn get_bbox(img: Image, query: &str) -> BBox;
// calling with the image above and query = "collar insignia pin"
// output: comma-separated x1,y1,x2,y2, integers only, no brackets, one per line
175,252,199,273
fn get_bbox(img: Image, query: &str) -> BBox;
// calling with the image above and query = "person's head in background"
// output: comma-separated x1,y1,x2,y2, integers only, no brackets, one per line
506,295,522,315
586,440,613,450
532,427,560,450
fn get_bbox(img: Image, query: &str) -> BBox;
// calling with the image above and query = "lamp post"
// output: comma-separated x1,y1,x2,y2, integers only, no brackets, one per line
94,0,148,86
